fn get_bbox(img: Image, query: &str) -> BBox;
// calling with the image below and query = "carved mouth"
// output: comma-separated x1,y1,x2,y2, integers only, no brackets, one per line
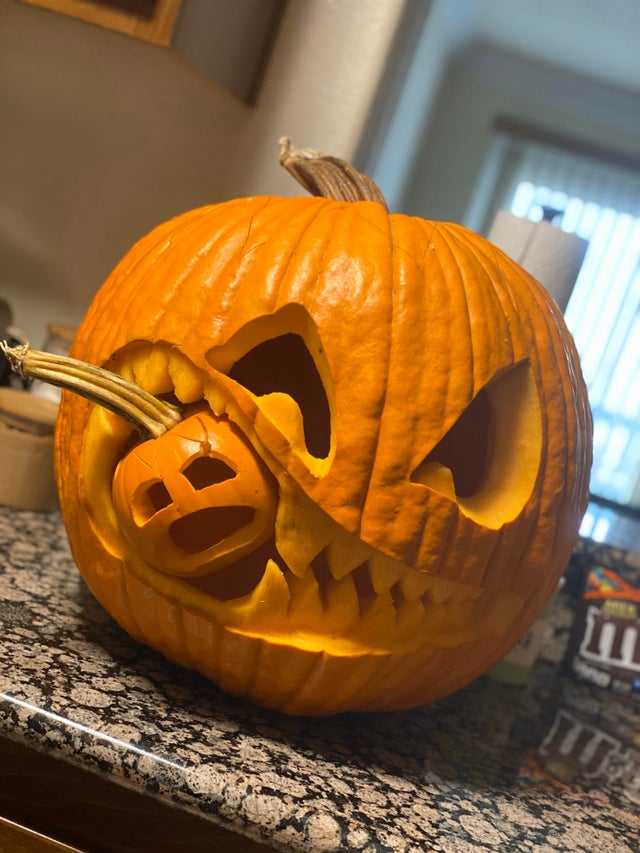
103,341,521,654
121,453,512,657
184,513,490,654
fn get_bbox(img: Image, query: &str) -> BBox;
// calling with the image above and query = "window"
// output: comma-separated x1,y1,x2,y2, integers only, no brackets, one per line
472,126,640,544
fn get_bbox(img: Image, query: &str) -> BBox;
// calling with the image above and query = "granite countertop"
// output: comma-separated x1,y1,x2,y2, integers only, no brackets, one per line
1,505,640,852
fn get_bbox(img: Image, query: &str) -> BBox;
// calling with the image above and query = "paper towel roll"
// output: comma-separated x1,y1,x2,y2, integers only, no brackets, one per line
488,211,588,312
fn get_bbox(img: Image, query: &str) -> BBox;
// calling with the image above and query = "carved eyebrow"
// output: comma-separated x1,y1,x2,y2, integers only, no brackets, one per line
411,378,493,498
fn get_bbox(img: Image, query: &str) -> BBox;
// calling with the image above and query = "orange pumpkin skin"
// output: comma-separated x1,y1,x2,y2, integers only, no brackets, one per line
55,194,592,714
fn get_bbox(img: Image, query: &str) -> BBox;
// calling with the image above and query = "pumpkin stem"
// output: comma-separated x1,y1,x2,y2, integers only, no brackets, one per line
0,342,182,439
279,138,388,210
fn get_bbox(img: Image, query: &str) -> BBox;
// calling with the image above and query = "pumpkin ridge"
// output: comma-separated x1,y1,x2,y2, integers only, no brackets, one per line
444,225,531,353
358,214,440,560
458,520,503,589
295,200,395,534
116,561,150,651
270,199,340,314
346,202,397,499
235,195,274,258
209,197,332,330
437,224,493,401
166,201,278,343
529,282,589,562
462,235,588,597
422,227,477,486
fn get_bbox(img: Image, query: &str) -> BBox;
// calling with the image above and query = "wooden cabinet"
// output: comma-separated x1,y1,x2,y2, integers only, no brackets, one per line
0,816,83,853
0,738,273,853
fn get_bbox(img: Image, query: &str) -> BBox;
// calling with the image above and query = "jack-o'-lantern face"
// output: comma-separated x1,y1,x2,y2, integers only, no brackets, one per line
54,147,592,715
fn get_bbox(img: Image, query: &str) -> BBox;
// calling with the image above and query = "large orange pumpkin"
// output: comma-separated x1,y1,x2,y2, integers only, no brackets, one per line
45,142,591,714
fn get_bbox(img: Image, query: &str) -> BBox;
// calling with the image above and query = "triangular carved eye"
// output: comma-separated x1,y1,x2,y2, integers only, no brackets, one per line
412,387,492,499
411,360,542,528
207,306,332,461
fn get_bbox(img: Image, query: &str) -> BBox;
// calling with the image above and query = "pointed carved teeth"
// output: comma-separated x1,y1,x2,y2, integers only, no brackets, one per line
286,570,324,622
395,598,426,636
276,523,330,578
322,573,361,633
325,535,372,580
130,345,173,396
274,484,334,578
206,385,229,418
223,558,290,626
399,571,433,602
168,353,205,404
357,589,397,636
368,552,407,595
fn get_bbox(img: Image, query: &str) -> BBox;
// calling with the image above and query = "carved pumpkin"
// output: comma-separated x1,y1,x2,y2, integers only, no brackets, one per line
25,143,593,714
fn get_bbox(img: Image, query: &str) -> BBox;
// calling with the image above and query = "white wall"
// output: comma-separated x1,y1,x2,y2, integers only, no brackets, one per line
364,0,640,221
399,43,640,226
0,0,408,344
231,0,408,200
361,0,472,211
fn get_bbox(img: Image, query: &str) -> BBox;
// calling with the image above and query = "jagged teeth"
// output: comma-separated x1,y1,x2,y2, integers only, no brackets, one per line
358,588,397,636
395,598,426,636
286,571,324,622
168,353,204,403
229,559,364,637
369,551,407,595
130,345,173,395
399,571,433,602
205,385,228,417
322,573,361,633
325,534,371,580
428,578,456,605
276,525,331,579
237,557,290,621
274,485,334,578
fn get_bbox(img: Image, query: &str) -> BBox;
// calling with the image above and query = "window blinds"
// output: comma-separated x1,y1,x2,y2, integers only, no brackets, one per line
477,131,640,513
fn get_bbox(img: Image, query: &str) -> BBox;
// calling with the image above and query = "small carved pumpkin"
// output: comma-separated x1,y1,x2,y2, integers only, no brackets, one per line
112,408,277,578
44,142,591,714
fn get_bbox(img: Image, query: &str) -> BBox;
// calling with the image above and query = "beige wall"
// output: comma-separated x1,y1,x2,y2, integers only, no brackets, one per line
1,1,249,343
0,0,406,344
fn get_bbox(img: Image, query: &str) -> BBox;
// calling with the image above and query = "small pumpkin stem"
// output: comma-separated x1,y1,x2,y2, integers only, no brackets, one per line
279,138,388,210
0,342,182,440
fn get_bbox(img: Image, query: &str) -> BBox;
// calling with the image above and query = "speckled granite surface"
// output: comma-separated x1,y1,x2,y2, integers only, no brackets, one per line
1,505,640,852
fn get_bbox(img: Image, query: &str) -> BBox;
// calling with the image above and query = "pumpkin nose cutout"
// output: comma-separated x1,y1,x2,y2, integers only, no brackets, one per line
112,409,277,578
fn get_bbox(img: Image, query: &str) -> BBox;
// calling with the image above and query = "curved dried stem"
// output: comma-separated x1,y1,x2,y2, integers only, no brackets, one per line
279,138,388,210
1,342,182,439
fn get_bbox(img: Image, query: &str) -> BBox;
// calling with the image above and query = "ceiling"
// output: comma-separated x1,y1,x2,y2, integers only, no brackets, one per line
460,0,640,94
